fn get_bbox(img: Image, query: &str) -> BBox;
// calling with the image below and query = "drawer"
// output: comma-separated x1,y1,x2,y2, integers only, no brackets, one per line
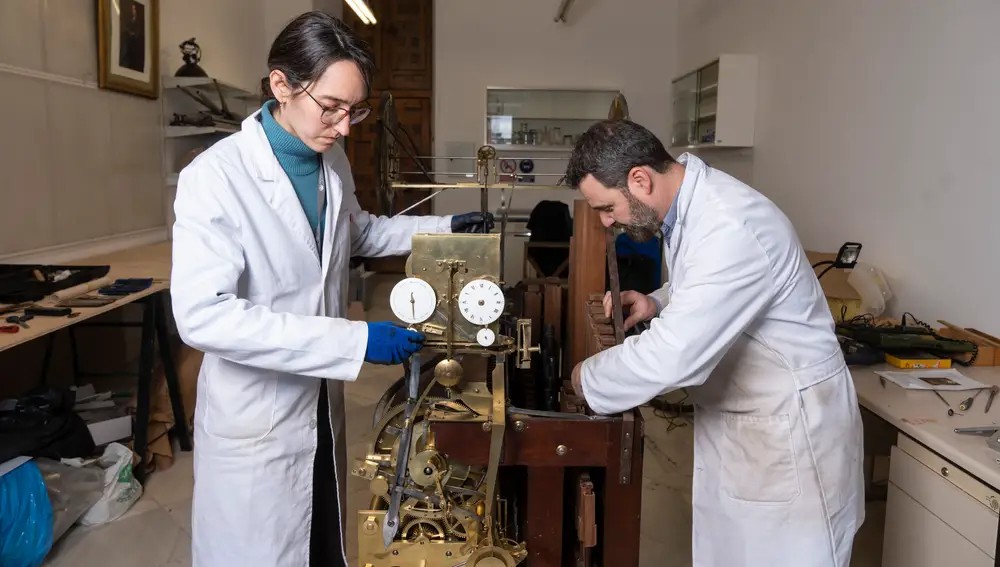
897,433,1000,513
890,438,998,557
882,481,993,567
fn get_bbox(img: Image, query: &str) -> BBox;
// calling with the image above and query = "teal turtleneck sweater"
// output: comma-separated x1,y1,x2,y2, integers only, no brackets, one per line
260,99,326,247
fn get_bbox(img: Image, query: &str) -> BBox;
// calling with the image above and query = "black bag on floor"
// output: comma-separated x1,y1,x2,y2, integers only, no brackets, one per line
0,389,96,464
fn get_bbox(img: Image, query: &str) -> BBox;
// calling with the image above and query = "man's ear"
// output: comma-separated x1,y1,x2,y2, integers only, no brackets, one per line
628,166,653,197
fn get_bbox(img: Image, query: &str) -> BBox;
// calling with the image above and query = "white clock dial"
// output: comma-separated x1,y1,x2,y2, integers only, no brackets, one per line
476,328,496,347
389,277,437,325
459,279,505,325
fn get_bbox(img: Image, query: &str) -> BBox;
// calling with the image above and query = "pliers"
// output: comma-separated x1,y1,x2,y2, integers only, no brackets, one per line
5,314,33,329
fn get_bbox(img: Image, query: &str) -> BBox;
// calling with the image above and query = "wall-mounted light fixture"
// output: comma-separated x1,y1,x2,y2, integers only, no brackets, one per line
346,0,377,25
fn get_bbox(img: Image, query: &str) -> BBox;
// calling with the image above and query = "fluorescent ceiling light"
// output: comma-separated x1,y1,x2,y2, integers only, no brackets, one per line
346,0,377,25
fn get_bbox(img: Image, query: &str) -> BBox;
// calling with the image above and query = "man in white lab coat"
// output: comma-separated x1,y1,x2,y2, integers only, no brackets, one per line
566,120,865,566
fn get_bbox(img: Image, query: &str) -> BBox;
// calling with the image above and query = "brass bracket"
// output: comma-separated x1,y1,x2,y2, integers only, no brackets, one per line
482,358,507,547
618,410,635,485
516,318,540,369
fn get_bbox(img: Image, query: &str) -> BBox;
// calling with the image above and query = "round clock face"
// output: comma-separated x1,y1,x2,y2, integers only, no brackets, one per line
476,327,497,347
389,277,437,325
459,279,505,325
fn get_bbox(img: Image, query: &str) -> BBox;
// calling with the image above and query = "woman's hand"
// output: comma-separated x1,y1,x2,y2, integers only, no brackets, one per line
603,290,658,331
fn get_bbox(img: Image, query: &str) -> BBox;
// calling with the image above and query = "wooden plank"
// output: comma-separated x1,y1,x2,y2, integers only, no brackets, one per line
601,409,644,567
527,467,565,567
569,201,606,369
430,418,611,467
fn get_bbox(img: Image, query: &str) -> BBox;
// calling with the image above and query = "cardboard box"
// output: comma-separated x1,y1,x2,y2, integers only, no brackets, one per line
805,251,862,321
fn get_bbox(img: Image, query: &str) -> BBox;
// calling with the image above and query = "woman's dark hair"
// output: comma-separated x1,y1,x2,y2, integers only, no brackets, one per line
260,11,376,105
564,120,676,190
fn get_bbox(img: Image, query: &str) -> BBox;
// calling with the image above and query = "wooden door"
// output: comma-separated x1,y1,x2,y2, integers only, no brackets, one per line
342,0,434,271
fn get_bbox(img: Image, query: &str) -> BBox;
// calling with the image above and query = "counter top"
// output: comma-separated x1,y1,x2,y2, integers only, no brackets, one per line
854,364,1000,490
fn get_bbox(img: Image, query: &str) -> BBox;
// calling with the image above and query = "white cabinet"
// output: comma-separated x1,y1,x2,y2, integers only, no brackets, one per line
670,54,757,150
882,434,998,567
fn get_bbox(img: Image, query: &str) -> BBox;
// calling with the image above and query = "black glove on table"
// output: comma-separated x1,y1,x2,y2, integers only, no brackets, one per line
451,212,495,234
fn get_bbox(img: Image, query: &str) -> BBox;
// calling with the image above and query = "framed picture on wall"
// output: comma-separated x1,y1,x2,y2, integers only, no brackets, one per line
97,0,160,99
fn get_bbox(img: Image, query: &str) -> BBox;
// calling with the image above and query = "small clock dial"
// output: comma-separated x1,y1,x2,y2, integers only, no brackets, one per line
459,279,505,325
389,277,437,325
476,328,497,347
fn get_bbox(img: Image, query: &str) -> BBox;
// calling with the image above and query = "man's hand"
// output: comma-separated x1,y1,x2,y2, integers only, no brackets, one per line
603,290,658,331
571,362,584,398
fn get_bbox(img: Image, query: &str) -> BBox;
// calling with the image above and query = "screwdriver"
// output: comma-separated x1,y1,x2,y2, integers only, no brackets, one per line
959,388,986,412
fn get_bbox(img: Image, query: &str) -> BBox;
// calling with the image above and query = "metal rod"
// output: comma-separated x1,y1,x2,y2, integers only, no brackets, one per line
399,171,475,176
413,156,479,160
392,189,445,216
392,183,570,191
413,155,570,161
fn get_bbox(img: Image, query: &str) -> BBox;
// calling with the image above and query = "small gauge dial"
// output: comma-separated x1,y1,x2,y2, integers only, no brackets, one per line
459,279,505,325
389,277,437,325
476,328,497,347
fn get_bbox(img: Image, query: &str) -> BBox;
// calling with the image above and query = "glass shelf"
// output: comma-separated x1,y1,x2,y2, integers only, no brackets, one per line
486,88,620,149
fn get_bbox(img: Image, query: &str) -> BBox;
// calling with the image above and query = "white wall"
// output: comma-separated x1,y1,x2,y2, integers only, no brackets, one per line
675,0,1000,330
434,0,677,281
160,0,267,92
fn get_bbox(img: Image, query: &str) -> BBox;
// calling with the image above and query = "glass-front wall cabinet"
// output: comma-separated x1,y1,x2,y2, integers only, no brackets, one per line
670,54,759,149
486,88,620,150
671,59,721,147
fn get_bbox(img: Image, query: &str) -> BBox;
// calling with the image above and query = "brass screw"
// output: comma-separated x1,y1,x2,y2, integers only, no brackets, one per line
482,422,493,432
556,445,568,456
515,420,526,432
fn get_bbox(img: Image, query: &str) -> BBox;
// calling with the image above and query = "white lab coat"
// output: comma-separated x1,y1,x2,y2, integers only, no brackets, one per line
580,154,865,566
169,110,452,567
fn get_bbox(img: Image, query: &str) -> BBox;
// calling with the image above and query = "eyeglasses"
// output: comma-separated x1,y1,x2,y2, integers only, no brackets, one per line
301,89,372,126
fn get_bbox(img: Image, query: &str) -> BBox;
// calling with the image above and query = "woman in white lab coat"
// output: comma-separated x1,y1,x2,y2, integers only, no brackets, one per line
565,120,865,567
169,12,492,567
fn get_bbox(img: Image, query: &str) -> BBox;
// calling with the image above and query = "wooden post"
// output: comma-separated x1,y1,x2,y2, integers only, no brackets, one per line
568,200,606,370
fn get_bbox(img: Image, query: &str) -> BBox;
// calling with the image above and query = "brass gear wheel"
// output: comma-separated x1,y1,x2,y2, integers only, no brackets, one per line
467,547,517,567
402,519,446,542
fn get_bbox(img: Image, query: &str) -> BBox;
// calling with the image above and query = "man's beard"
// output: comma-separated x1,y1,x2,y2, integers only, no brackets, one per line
613,191,661,242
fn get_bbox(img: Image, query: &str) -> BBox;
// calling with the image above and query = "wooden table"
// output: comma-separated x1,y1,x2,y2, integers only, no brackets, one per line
0,242,189,482
853,364,1000,565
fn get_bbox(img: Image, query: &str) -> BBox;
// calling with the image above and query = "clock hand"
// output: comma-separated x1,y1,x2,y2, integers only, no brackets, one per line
410,292,415,318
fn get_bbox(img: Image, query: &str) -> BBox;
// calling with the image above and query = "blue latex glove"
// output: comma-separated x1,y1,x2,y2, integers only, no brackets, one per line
365,322,425,365
451,212,495,233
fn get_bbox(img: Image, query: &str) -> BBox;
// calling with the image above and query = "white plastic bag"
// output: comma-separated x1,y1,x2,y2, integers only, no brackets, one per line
76,443,143,526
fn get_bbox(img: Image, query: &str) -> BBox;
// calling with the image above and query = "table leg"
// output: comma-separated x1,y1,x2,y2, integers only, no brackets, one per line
133,296,157,484
39,333,56,386
527,467,565,567
68,326,81,386
602,415,643,567
153,292,191,452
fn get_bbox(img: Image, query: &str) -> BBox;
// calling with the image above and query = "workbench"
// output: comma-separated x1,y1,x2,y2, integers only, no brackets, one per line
0,242,189,483
853,364,1000,566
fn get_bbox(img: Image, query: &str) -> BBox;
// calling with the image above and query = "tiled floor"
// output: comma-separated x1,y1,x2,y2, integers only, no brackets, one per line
42,277,887,566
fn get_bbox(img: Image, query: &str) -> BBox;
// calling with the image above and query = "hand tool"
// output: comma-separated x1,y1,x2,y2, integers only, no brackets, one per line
0,302,36,317
933,390,951,408
986,386,999,413
24,306,73,317
5,314,32,329
0,324,19,334
954,426,999,435
960,388,986,412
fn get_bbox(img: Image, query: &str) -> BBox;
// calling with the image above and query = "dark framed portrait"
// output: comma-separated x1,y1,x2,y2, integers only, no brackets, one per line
97,0,160,99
